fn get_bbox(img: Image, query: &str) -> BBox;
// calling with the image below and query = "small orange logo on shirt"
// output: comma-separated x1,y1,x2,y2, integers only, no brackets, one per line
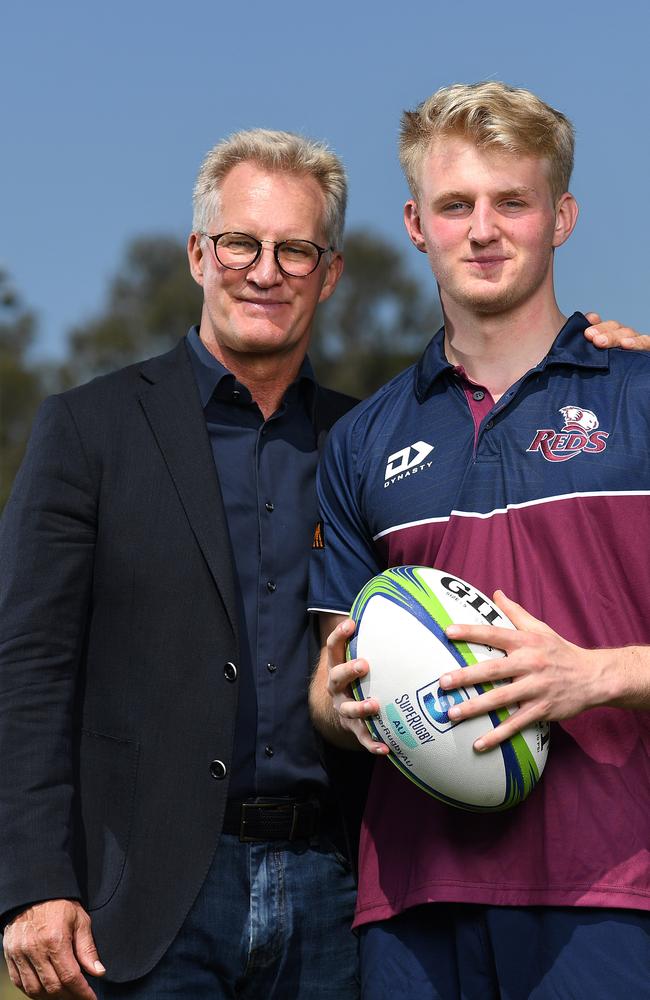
312,520,325,549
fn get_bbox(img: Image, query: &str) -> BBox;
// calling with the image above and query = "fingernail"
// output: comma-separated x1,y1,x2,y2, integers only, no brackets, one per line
446,625,460,637
94,961,106,973
447,706,460,719
439,673,452,687
594,334,607,346
474,738,486,752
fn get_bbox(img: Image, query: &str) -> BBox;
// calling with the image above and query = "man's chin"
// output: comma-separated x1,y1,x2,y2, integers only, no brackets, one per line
456,287,520,316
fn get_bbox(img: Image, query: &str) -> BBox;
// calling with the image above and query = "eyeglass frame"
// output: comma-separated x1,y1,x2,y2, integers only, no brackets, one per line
200,231,334,277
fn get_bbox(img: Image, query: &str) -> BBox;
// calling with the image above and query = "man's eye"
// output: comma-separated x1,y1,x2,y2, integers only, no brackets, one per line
501,200,525,210
283,243,311,258
442,202,470,213
222,236,257,251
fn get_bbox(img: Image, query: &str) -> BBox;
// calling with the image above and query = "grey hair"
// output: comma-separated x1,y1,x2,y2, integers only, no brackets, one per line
192,128,347,250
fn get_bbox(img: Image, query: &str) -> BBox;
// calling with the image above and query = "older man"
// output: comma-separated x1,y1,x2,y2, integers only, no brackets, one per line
0,129,361,1000
311,83,650,999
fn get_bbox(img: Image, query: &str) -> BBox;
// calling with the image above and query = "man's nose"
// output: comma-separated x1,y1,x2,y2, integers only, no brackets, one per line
246,244,284,286
468,202,500,244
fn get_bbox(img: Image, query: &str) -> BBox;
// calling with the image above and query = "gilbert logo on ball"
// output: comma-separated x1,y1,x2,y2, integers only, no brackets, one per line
348,566,549,812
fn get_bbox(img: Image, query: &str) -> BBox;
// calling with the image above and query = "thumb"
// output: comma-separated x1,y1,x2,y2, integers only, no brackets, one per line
74,916,106,977
583,311,602,326
492,590,553,635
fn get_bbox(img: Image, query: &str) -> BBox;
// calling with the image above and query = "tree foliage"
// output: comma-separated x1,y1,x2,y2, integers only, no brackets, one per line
310,231,441,397
62,236,202,385
0,272,47,508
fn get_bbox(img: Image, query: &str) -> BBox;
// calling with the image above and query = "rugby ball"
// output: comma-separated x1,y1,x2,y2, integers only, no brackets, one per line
348,566,549,811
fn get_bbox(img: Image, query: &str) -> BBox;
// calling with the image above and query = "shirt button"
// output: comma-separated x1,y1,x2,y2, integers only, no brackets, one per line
486,420,494,430
264,745,274,758
232,389,241,400
472,390,485,401
265,502,275,513
223,661,237,682
267,662,277,673
210,759,227,780
266,580,277,593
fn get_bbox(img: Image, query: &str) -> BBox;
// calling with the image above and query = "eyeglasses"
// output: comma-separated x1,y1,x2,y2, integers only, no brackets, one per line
201,232,333,277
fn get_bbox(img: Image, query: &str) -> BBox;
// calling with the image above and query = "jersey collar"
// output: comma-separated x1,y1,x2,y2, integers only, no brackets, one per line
415,311,610,402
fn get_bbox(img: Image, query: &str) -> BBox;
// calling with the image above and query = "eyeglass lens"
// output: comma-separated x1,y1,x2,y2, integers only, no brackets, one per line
215,233,322,276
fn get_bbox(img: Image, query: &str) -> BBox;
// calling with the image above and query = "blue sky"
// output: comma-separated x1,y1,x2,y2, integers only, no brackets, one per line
3,1,649,360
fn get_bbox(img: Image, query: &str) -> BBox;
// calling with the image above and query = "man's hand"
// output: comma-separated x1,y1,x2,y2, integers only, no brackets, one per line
439,591,614,752
324,618,389,754
309,614,389,754
584,312,650,351
3,899,105,1000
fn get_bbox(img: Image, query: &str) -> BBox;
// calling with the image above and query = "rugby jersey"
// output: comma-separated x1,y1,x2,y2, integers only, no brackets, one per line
310,312,650,924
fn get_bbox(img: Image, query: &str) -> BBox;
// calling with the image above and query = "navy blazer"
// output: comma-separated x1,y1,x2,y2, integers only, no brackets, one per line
0,338,358,982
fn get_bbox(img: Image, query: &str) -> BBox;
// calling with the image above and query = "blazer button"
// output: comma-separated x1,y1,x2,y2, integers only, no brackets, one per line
210,759,227,780
224,661,238,682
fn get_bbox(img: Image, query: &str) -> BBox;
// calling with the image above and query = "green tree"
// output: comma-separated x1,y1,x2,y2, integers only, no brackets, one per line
0,272,48,509
310,230,441,398
62,235,202,386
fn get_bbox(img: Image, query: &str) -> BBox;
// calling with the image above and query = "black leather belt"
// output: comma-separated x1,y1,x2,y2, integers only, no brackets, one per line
221,798,321,842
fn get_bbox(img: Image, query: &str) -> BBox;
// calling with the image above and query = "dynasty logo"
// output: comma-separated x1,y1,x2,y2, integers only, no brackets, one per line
527,406,609,463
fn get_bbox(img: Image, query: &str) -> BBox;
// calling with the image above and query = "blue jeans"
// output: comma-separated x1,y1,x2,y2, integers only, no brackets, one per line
96,834,359,999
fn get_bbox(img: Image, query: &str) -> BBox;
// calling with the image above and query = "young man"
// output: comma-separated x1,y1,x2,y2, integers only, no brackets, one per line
310,83,650,999
0,130,361,1000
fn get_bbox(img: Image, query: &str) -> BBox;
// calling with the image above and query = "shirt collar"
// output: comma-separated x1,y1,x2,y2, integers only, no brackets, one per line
186,326,317,410
415,311,609,401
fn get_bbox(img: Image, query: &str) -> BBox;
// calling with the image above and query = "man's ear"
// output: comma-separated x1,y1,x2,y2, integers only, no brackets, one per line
187,233,206,286
404,200,428,253
552,193,579,248
318,251,344,304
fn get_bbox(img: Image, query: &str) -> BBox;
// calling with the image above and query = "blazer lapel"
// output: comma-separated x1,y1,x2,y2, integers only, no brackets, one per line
137,340,239,641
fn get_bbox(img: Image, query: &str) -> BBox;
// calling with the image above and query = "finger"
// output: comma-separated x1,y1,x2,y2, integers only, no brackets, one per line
473,704,543,751
618,333,650,351
73,917,105,978
491,590,553,633
349,716,390,754
444,620,520,653
50,950,98,1000
5,955,26,994
583,311,602,326
446,682,520,722
338,696,380,720
438,655,517,693
11,953,44,997
26,955,64,998
328,659,368,694
327,618,355,665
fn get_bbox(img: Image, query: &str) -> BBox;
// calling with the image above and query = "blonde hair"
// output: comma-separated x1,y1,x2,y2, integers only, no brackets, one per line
400,81,575,203
192,128,347,250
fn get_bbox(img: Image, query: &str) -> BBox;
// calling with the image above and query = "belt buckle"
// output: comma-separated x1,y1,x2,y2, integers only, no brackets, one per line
238,799,293,843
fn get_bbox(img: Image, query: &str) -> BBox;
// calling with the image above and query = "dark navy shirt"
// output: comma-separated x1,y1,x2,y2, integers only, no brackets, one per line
187,327,329,801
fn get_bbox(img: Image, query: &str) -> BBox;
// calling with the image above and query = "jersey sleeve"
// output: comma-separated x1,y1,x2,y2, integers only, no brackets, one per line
309,414,381,615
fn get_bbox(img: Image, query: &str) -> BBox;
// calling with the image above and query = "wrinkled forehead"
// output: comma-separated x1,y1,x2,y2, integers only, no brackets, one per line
212,162,328,234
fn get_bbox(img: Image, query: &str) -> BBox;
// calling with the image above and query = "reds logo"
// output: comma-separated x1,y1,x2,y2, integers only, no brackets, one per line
527,406,609,463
